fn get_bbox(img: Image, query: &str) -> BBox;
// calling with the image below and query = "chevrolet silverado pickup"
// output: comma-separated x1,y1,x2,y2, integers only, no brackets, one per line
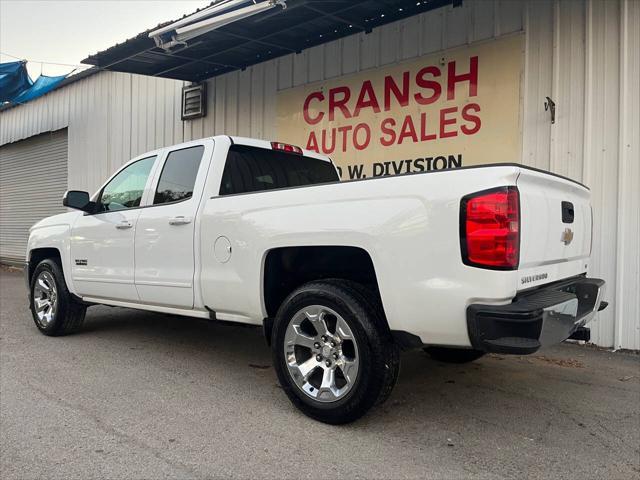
25,135,606,424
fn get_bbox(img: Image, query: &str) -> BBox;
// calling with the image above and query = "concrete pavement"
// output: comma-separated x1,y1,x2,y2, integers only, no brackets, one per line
1,269,638,479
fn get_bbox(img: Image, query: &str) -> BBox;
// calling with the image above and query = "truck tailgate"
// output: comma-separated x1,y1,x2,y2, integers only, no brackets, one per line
516,168,591,290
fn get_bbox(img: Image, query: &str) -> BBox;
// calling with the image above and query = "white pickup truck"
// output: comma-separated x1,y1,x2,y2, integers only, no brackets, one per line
26,135,606,424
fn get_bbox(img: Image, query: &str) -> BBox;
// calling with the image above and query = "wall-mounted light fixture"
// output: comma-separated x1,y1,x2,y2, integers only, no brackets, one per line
150,0,287,51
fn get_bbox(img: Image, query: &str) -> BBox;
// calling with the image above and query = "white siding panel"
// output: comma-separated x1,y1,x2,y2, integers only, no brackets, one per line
173,81,185,146
360,29,380,70
263,60,278,140
214,75,227,135
250,64,265,139
225,71,240,135
497,0,524,36
0,130,68,261
379,23,400,66
324,39,342,79
444,1,470,47
277,54,294,90
471,0,496,42
582,0,621,347
522,0,554,170
293,49,309,86
421,7,445,54
308,44,325,82
0,71,185,193
238,68,253,137
203,77,216,137
400,15,421,60
341,35,360,75
551,0,586,181
615,0,640,350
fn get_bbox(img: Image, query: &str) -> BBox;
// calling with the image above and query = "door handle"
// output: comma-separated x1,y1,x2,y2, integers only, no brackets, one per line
169,216,192,226
115,221,133,230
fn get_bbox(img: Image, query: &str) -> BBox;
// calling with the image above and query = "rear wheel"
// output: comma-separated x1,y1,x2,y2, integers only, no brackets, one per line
29,259,86,336
424,347,485,364
272,280,399,424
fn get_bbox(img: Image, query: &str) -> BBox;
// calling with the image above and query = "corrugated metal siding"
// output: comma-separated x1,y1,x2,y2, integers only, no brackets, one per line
0,72,186,193
615,0,640,350
0,0,637,349
0,129,68,261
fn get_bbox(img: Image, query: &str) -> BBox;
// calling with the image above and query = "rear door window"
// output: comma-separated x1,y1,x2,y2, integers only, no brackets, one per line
219,145,338,195
153,146,204,205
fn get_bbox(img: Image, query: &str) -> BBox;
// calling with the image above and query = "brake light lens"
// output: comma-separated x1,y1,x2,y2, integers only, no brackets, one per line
271,142,303,155
461,187,520,269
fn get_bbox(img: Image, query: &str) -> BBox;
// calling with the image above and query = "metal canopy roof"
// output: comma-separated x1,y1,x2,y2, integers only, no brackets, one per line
82,0,457,83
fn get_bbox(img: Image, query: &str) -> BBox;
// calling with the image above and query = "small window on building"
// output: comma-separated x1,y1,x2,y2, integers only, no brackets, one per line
154,146,204,205
99,156,156,212
219,145,338,196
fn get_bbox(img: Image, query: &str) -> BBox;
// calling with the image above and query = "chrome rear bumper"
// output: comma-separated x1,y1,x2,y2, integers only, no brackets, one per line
467,277,606,355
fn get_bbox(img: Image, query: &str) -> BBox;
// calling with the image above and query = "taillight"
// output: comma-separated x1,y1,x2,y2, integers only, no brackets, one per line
460,186,520,270
271,142,303,155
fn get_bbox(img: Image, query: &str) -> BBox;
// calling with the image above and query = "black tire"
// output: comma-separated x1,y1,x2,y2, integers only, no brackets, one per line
29,259,86,336
272,280,399,424
424,346,485,364
333,279,400,406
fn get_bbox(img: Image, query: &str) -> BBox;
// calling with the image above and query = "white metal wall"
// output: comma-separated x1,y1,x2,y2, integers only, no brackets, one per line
0,72,189,193
0,129,68,261
0,0,637,349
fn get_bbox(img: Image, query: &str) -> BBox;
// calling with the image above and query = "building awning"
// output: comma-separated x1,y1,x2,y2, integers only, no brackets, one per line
82,0,457,83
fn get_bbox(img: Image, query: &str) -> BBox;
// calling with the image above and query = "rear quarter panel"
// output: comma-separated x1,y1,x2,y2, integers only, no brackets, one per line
199,166,522,347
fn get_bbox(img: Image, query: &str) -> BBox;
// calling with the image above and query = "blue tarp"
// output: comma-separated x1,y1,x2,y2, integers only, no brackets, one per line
0,61,68,105
11,74,67,103
0,61,32,102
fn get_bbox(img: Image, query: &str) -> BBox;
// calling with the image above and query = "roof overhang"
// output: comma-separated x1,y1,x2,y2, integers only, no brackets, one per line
82,0,458,83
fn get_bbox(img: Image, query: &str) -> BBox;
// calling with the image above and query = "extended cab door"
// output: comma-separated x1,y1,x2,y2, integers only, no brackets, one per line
134,139,213,308
70,154,159,301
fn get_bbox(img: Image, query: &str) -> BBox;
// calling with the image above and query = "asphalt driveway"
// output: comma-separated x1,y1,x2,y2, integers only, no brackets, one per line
1,269,638,479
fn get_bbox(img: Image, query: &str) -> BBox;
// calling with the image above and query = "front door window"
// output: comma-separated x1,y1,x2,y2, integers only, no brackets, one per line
99,156,156,212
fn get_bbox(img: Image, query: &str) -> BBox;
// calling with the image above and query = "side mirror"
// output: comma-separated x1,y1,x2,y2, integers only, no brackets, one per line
63,190,92,213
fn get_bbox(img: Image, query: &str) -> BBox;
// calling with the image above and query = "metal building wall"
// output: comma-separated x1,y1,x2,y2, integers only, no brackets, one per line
0,72,188,192
0,0,637,349
0,130,68,261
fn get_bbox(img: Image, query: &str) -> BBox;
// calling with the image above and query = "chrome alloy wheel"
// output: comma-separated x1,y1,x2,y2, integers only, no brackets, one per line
284,305,359,403
33,271,58,328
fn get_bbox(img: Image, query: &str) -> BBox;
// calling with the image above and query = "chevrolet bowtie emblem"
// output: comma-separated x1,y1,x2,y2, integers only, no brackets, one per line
561,228,574,245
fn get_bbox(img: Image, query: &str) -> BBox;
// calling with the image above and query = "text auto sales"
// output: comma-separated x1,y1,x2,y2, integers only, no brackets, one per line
303,56,482,178
302,56,481,156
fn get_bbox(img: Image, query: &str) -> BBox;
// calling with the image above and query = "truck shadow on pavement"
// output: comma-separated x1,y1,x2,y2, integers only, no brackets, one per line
79,305,639,429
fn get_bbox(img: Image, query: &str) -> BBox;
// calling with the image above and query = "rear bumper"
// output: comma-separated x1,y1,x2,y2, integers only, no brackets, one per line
467,276,606,355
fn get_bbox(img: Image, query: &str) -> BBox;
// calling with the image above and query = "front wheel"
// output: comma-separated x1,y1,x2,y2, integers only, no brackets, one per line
29,259,86,336
272,280,399,424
